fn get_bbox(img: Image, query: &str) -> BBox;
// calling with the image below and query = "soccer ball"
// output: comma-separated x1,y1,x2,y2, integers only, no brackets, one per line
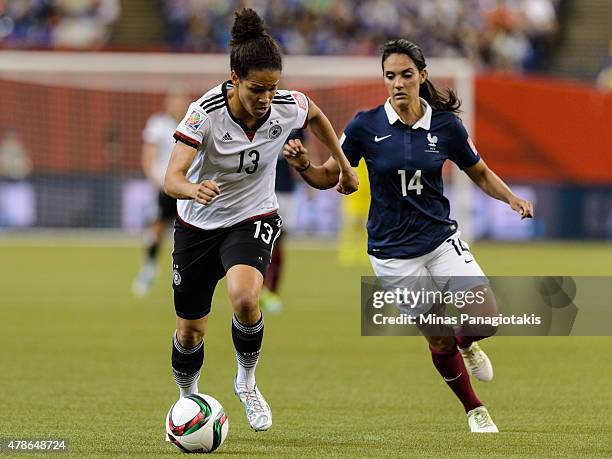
166,394,229,453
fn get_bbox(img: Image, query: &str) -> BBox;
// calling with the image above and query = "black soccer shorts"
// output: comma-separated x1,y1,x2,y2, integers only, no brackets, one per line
171,212,282,320
158,191,177,221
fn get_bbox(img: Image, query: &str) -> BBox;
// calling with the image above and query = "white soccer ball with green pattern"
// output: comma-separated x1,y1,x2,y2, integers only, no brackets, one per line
166,394,229,453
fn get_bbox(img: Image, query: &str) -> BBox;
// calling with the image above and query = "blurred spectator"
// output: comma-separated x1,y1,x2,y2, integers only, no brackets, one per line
0,128,32,180
481,0,531,71
596,39,612,91
520,0,559,71
0,0,561,72
0,128,35,227
0,0,120,49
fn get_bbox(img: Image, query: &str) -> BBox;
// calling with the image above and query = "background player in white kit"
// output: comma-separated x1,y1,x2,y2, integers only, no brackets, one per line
163,8,358,432
132,90,188,297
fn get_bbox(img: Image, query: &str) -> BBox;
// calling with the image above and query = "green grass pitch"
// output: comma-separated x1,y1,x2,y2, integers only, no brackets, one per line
1,239,611,457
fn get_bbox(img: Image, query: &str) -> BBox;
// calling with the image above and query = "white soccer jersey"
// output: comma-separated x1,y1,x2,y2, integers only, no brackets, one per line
142,112,179,188
173,81,309,230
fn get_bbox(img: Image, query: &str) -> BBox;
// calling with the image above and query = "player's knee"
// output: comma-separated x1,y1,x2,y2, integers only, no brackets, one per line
428,336,456,353
176,326,204,349
231,291,259,317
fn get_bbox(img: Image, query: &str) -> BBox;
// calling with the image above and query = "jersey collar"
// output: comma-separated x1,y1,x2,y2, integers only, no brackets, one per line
222,80,272,139
384,97,432,130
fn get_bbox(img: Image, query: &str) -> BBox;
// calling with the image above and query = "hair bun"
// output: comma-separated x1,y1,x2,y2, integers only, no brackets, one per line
231,8,266,45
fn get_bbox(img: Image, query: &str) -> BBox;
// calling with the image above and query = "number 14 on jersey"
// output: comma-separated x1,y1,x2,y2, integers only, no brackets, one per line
398,169,423,196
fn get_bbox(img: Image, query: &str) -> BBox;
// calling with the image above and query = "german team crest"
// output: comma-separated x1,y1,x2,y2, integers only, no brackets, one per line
172,269,182,286
268,124,283,139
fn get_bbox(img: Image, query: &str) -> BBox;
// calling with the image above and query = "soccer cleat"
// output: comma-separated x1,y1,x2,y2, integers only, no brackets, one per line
459,342,493,382
467,406,498,432
132,261,157,297
233,378,272,431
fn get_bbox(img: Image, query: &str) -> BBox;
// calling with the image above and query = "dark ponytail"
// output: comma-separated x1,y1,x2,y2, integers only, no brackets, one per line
419,79,461,113
229,8,282,79
381,39,461,113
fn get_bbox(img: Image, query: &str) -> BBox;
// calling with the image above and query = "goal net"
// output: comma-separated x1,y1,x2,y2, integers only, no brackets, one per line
0,52,474,236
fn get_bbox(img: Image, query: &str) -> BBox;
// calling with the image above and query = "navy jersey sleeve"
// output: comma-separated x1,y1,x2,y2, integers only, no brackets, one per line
448,116,481,170
286,128,305,143
340,113,365,167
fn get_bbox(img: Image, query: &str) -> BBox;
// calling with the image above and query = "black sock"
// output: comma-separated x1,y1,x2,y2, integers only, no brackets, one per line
232,314,264,379
171,331,204,394
147,241,160,260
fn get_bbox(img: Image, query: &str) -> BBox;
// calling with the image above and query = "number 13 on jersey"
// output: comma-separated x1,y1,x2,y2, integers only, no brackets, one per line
398,169,423,196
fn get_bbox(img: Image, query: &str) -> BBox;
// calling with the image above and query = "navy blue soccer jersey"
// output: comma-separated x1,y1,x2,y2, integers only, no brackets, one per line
340,98,481,259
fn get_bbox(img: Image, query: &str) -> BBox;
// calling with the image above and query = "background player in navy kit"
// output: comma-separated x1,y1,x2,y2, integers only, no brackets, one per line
284,39,533,433
163,9,358,433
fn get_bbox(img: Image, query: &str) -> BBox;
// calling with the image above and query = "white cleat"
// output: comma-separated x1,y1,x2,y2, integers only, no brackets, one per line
459,342,493,382
132,262,156,297
233,378,272,431
467,406,498,432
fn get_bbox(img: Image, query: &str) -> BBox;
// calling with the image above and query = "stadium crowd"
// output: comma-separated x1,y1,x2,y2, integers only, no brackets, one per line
163,0,560,71
0,0,559,71
0,0,120,49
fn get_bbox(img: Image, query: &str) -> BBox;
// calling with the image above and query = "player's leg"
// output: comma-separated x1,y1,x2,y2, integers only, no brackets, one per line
260,193,291,314
133,191,176,296
170,222,223,399
426,232,497,382
227,265,265,388
371,248,497,432
226,265,271,431
173,316,208,397
260,231,284,313
220,214,281,431
423,332,496,431
264,231,282,293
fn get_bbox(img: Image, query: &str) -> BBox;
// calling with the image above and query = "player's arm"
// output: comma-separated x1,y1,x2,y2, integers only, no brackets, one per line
465,159,534,219
141,142,159,187
284,139,341,190
305,99,358,194
164,142,219,205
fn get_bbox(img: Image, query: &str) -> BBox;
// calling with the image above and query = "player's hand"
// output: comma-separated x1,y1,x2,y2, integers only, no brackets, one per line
509,196,534,219
194,180,220,206
337,167,359,195
283,139,310,170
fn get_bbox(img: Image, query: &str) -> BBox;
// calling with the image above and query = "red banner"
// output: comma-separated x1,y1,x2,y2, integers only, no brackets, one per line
475,74,612,184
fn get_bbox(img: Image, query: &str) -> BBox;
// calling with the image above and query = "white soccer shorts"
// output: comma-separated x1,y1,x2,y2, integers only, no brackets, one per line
369,232,488,314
